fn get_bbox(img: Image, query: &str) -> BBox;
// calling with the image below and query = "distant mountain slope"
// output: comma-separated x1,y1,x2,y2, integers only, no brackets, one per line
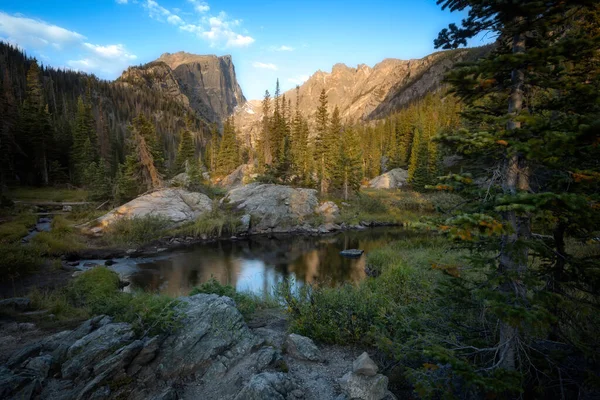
234,46,489,142
119,52,246,124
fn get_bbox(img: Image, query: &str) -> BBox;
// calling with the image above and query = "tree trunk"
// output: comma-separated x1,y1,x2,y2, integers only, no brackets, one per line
498,24,529,371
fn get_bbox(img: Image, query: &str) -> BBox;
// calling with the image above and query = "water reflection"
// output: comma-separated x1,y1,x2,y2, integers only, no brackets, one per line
129,227,409,297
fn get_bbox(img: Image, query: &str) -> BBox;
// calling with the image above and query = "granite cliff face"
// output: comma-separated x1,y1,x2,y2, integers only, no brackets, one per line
119,51,246,124
234,47,486,143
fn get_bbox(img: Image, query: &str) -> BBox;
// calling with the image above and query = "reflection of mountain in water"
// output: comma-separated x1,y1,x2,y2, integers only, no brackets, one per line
129,227,410,297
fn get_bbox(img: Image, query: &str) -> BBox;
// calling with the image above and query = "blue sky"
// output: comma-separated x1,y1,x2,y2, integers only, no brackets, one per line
0,0,491,99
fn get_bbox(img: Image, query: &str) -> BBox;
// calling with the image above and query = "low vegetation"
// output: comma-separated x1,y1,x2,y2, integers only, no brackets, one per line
173,208,242,238
190,278,278,319
29,267,182,335
102,215,171,246
30,216,85,256
337,189,463,225
0,243,45,283
0,210,37,243
7,187,89,203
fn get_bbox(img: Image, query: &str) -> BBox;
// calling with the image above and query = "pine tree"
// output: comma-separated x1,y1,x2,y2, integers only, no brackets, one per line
174,129,196,174
407,122,429,191
216,117,240,176
19,60,53,185
314,89,329,193
419,0,600,393
333,125,362,200
259,90,272,167
71,95,97,184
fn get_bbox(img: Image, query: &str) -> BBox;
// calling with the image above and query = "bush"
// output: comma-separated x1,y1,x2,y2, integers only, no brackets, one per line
30,267,183,335
0,243,44,282
103,216,171,246
190,278,277,318
174,209,241,238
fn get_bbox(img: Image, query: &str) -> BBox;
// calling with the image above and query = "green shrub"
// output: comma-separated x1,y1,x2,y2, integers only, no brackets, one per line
190,278,277,318
68,268,182,335
28,268,182,335
174,210,241,238
0,243,44,282
103,216,171,246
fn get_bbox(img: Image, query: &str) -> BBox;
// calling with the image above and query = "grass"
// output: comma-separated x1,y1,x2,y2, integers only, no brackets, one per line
30,216,84,256
7,186,89,202
338,189,463,225
0,211,37,243
0,243,45,282
276,235,458,345
102,215,171,246
173,208,242,238
190,278,279,319
29,267,182,335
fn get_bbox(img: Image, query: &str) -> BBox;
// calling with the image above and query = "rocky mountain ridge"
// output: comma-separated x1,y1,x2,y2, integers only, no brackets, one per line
233,46,488,143
119,51,246,124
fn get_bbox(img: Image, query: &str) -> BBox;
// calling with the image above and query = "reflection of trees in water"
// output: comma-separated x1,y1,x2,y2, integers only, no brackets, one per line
131,228,410,296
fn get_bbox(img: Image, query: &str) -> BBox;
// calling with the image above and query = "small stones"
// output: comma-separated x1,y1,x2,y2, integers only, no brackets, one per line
0,297,31,311
339,353,389,400
353,352,378,376
340,249,364,258
339,372,388,400
285,334,322,362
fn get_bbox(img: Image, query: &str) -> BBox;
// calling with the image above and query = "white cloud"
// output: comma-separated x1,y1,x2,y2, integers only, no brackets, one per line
83,43,137,60
188,0,210,13
116,0,128,4
0,12,137,77
0,12,85,49
144,0,172,21
288,75,310,85
181,12,254,48
273,45,294,51
167,15,184,25
253,61,277,70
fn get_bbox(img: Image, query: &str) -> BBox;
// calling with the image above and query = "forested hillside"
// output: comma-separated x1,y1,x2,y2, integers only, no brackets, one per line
0,42,210,194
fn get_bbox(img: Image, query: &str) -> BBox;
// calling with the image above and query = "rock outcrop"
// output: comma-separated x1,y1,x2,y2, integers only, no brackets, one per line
0,294,401,400
118,52,246,124
224,183,319,233
93,188,212,232
217,164,255,189
365,168,408,189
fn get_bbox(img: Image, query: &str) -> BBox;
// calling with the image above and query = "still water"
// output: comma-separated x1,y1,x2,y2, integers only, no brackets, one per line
129,227,410,297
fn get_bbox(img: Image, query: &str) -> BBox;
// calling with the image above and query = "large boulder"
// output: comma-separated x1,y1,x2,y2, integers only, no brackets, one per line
365,168,408,189
217,164,255,189
141,294,263,381
93,188,212,232
224,183,319,233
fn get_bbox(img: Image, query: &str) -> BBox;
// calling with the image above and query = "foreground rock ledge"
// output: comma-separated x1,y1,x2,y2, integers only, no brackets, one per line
0,294,399,400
